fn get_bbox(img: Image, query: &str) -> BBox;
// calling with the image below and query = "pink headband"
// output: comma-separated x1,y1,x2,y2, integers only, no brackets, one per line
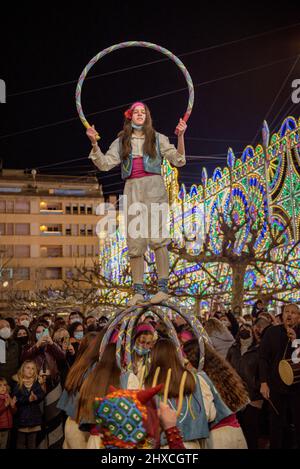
124,102,145,120
135,323,155,336
179,330,194,342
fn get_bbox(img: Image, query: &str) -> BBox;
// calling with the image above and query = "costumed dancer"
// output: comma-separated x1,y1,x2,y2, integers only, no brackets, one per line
90,385,185,449
87,102,187,305
132,323,156,383
183,338,249,449
144,338,223,448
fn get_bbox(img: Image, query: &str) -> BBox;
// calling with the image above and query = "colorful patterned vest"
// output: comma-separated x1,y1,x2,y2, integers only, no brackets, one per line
120,133,162,180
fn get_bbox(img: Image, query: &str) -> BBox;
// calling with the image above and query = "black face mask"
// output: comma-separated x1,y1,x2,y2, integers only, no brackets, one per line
16,336,29,346
240,330,251,340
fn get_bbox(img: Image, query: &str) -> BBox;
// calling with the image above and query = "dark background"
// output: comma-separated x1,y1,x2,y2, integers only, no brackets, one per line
0,1,300,197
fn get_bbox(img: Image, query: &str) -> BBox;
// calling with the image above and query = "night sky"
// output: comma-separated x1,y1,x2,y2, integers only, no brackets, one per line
1,2,300,198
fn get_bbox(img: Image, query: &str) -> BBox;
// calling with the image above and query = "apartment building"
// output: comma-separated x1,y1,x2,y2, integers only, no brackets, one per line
0,169,117,312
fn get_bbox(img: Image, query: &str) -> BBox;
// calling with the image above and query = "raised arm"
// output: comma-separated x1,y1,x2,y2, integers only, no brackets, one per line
158,133,186,168
175,118,187,157
86,125,121,171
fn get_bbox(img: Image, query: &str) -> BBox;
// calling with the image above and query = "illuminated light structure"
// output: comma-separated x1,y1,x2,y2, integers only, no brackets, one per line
99,115,300,306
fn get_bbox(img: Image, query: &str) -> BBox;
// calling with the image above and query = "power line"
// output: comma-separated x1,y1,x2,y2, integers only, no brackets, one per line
35,156,87,170
36,152,239,173
186,151,243,159
252,54,300,144
269,92,299,131
169,136,250,144
7,21,300,98
1,53,298,141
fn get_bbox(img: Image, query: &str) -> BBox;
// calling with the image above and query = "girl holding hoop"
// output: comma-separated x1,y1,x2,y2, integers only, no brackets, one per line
87,102,187,305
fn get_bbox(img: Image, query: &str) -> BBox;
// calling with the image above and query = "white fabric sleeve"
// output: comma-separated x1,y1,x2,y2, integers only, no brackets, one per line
88,137,121,171
158,133,186,167
198,374,217,422
127,373,140,390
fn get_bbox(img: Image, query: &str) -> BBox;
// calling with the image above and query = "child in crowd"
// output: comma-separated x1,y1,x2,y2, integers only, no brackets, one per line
12,360,45,449
0,377,16,448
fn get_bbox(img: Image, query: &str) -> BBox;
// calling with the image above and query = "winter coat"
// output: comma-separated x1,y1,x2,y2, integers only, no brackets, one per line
259,324,300,394
0,339,20,384
21,343,65,380
226,342,242,373
0,397,15,429
239,344,262,401
12,380,45,428
227,339,254,374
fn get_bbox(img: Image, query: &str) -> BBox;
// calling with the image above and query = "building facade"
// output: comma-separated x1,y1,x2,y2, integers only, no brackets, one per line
0,169,115,312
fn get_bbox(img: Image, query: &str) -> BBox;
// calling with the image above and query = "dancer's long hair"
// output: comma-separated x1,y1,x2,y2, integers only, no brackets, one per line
64,331,104,394
183,339,249,412
144,339,196,398
118,104,157,160
76,343,121,423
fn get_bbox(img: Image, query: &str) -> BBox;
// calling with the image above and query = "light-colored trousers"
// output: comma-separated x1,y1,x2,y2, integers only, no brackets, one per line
124,175,170,258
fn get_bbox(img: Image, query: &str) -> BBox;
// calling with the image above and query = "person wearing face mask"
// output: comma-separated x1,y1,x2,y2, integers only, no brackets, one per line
13,325,32,359
0,319,20,386
16,313,31,329
21,321,66,384
226,325,254,374
132,323,155,384
68,311,84,326
88,102,187,306
40,313,54,332
68,322,85,355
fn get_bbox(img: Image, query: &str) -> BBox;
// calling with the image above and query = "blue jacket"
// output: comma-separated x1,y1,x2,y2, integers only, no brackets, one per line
159,372,210,445
199,371,232,427
121,133,162,180
57,388,78,420
12,380,45,428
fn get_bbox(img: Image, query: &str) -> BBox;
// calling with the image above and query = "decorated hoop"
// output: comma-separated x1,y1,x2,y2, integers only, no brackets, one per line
76,41,194,136
124,306,185,373
99,302,208,372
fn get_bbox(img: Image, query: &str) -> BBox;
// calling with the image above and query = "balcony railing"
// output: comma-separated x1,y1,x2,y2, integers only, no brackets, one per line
40,209,64,215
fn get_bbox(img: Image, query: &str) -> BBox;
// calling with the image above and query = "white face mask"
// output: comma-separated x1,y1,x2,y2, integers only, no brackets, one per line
20,320,30,328
0,328,11,340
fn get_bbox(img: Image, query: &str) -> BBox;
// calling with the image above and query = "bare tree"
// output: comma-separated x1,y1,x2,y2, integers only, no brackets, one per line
169,203,300,311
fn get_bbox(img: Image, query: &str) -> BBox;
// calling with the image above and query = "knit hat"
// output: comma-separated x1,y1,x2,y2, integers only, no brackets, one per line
94,384,163,449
